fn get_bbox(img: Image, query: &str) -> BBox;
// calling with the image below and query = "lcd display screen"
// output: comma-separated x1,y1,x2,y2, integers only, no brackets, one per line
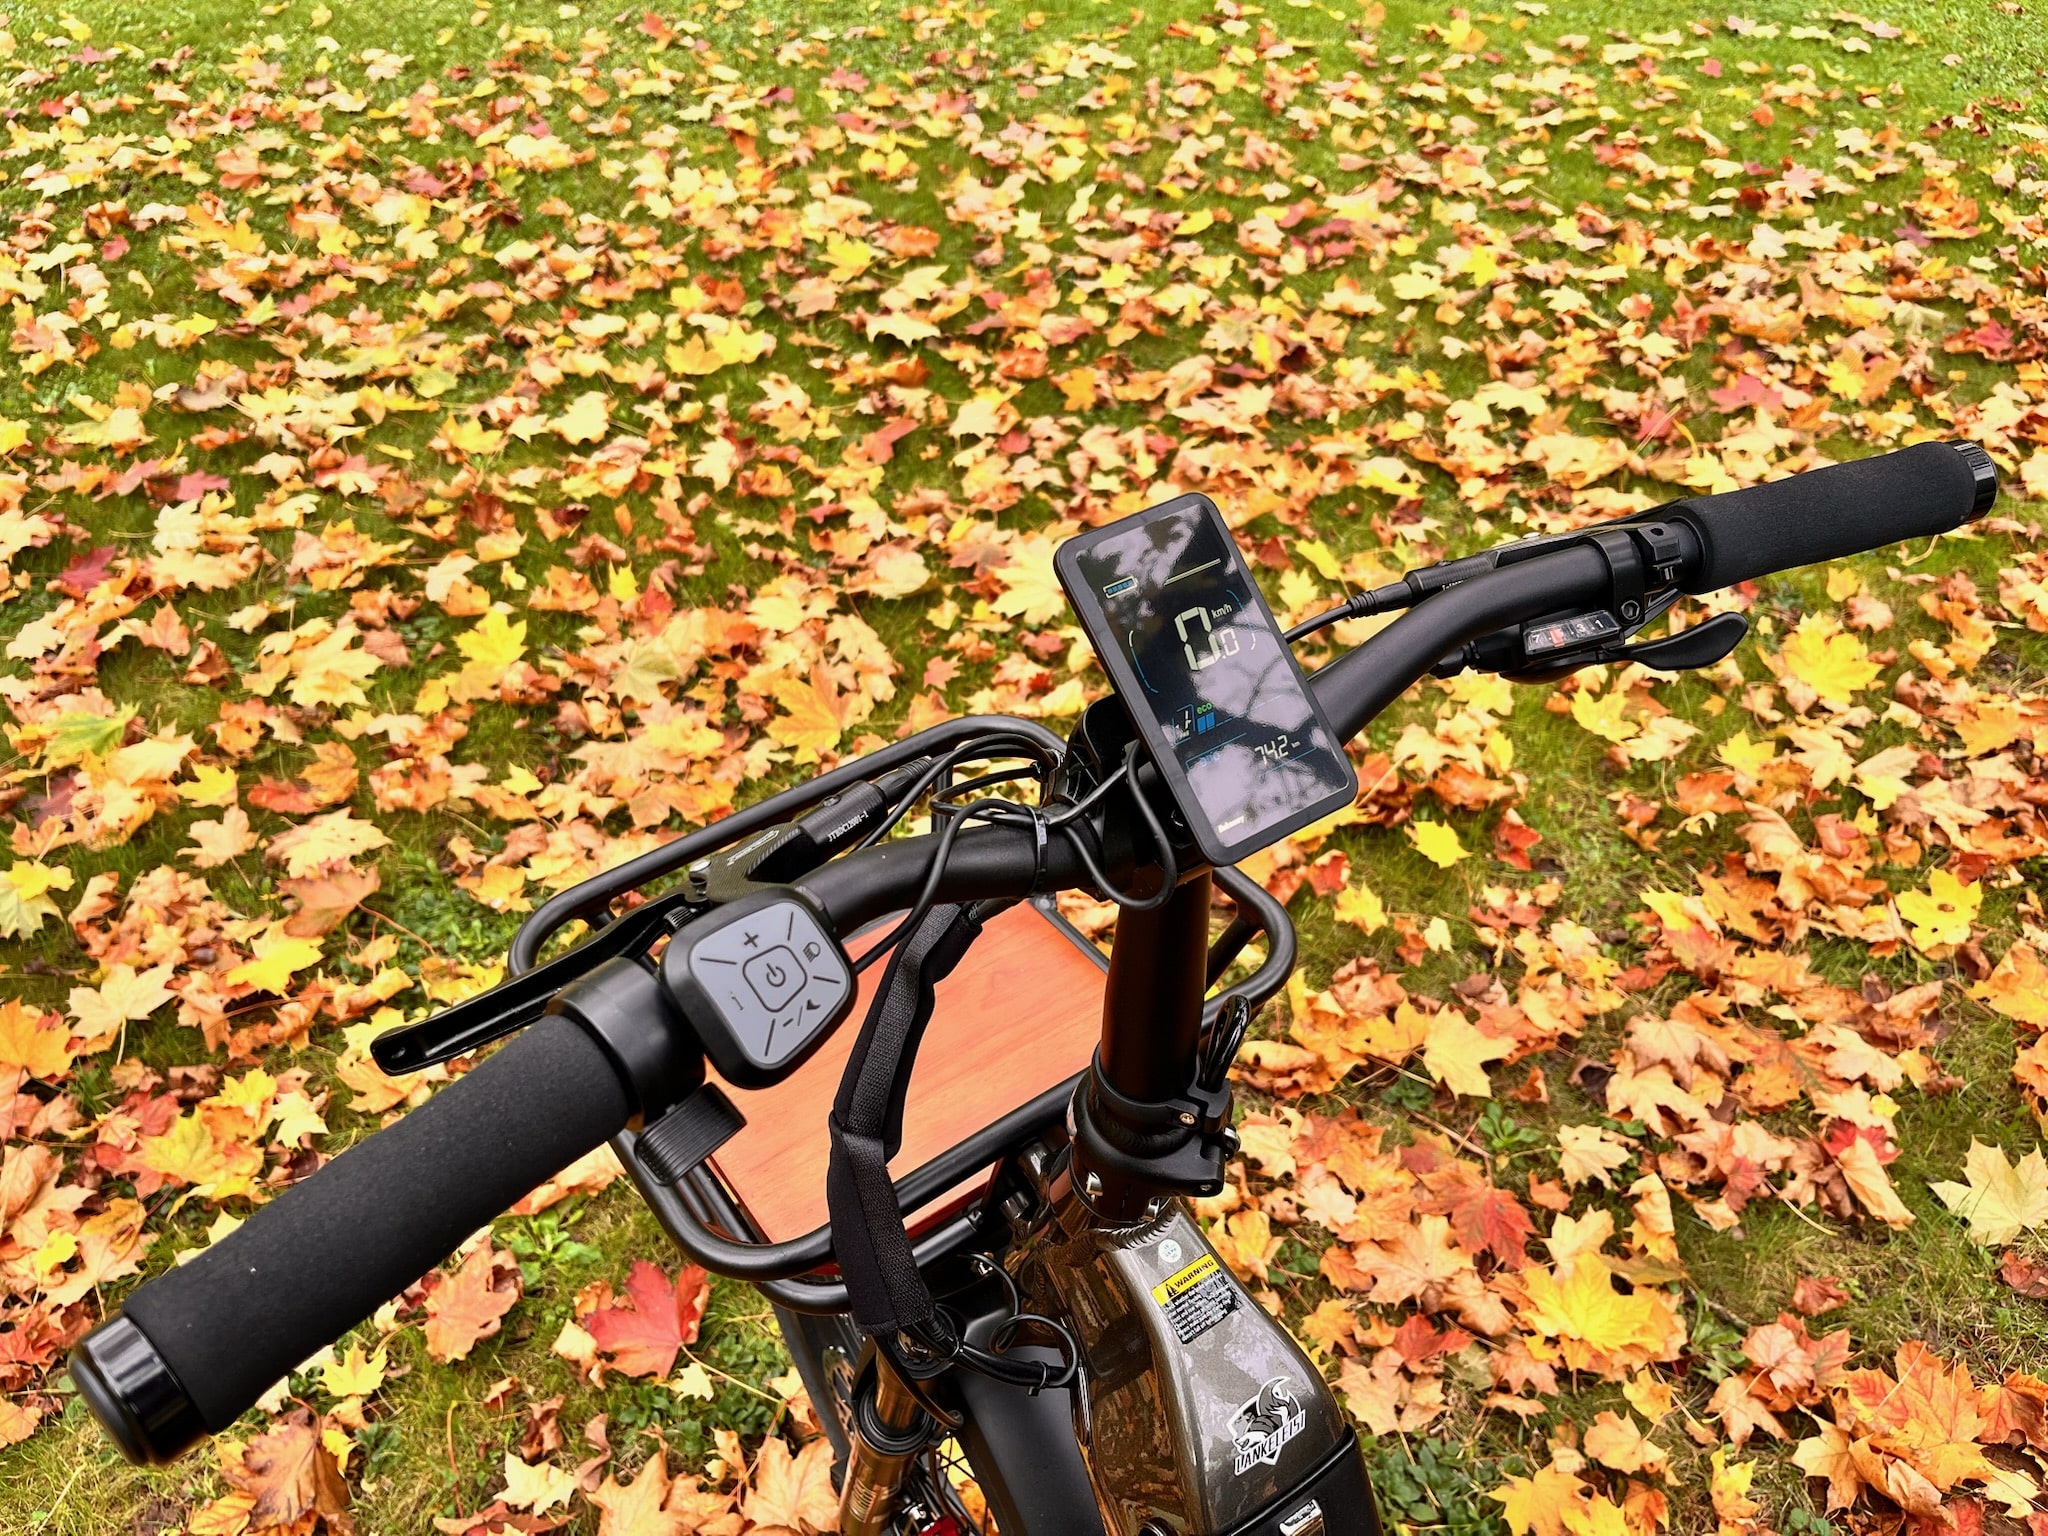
1057,495,1358,865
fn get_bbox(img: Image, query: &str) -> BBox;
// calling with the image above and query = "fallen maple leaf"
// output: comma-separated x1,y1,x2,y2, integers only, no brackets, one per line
766,668,855,762
1970,942,2048,1027
499,1451,578,1514
1999,1249,2048,1300
1407,819,1470,869
1780,614,1882,706
1518,1259,1685,1374
1790,1275,1851,1317
1421,1011,1512,1098
0,1000,75,1080
1836,1137,1916,1230
742,1435,838,1536
223,931,325,994
224,1409,352,1531
1896,868,1981,952
1932,1140,2048,1246
423,1241,521,1364
584,1260,709,1379
588,1453,682,1536
266,809,392,878
1491,1460,1591,1536
319,1342,388,1399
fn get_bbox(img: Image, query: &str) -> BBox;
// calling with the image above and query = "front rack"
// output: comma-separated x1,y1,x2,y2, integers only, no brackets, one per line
505,715,1299,1312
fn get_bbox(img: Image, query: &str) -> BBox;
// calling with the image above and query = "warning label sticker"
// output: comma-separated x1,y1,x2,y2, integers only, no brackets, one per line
1150,1252,1240,1345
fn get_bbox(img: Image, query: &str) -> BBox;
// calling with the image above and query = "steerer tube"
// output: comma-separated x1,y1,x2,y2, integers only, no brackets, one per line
1098,872,1212,1103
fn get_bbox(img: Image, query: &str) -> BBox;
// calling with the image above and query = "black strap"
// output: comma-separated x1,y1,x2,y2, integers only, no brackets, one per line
825,904,982,1339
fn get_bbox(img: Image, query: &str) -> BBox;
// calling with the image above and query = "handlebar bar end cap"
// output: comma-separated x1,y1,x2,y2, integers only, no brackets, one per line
68,1315,206,1465
1950,440,2000,519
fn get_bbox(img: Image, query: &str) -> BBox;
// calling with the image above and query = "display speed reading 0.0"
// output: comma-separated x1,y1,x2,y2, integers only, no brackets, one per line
1055,493,1358,866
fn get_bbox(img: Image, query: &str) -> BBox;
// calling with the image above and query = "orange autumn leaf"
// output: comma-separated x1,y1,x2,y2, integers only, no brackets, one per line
222,1409,352,1530
422,1241,521,1364
766,668,857,762
741,1435,839,1536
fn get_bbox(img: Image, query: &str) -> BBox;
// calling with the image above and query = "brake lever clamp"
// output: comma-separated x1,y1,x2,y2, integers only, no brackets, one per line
1435,517,1695,682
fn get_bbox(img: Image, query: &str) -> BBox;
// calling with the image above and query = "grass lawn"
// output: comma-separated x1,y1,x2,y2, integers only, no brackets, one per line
1,0,2047,1533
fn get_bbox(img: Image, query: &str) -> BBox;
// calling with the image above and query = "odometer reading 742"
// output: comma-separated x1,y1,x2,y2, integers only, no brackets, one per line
1055,493,1359,866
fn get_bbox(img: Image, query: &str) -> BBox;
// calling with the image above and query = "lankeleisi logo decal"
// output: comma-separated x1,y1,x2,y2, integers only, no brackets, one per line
1230,1376,1307,1474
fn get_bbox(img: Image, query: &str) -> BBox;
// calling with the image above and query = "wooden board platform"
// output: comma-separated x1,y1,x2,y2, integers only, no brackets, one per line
703,901,1108,1242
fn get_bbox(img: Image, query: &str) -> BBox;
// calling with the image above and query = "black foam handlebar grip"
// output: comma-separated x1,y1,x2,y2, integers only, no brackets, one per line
1666,440,1995,593
72,1015,632,1462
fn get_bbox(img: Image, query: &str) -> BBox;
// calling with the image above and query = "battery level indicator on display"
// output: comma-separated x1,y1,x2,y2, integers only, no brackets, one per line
1103,577,1137,598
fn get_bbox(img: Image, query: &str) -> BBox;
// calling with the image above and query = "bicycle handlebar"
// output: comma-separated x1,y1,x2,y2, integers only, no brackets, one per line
1661,439,1996,592
70,440,1995,1461
72,1017,632,1463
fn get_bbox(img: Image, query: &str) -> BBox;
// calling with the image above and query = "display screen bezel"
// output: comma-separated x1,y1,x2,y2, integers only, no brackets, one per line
1054,493,1359,867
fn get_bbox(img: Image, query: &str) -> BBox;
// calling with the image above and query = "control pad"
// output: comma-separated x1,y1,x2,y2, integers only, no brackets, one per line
660,890,855,1088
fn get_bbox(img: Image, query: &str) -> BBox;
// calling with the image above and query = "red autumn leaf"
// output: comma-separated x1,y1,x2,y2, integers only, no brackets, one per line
584,1260,710,1379
1422,1164,1533,1269
1492,808,1542,871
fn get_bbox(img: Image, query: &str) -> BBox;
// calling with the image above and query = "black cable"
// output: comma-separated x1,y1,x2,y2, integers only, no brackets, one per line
1061,741,1178,911
852,731,1059,852
1283,579,1414,643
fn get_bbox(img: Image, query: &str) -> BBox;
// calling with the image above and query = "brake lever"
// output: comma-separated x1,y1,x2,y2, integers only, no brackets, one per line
371,889,697,1073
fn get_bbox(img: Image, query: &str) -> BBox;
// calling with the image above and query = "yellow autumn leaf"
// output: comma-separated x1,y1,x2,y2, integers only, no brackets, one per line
1519,1259,1684,1370
267,810,392,877
224,932,326,994
178,762,241,808
137,1112,261,1200
1333,880,1387,934
1557,1124,1634,1188
1407,819,1469,868
1716,730,1776,779
289,623,382,710
456,608,527,671
1896,867,1981,952
551,390,611,444
1570,687,1636,743
1421,1011,1512,1098
69,963,178,1045
0,861,74,939
1970,942,2048,1027
1931,1140,2048,1246
500,1453,579,1514
0,1000,76,1080
1491,1461,1590,1536
668,1361,716,1401
1295,539,1342,580
990,535,1066,626
439,416,506,455
767,668,852,761
1780,613,1881,706
320,1342,389,1399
